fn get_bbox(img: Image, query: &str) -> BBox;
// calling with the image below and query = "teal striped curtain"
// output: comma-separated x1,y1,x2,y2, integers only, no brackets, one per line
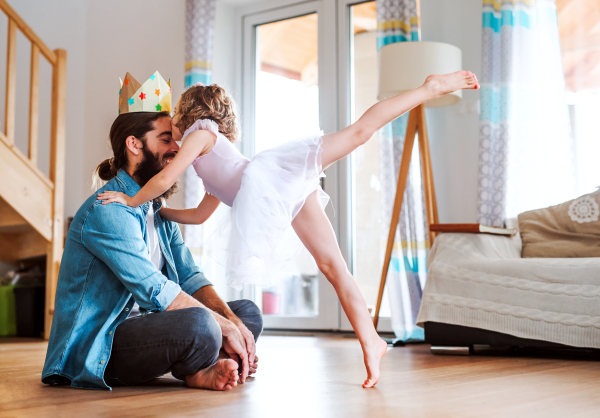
377,0,427,342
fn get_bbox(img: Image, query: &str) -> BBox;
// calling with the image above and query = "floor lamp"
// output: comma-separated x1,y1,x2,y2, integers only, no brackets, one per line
373,41,463,329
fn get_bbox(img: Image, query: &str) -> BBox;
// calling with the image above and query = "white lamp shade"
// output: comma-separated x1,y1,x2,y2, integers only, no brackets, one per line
377,41,463,107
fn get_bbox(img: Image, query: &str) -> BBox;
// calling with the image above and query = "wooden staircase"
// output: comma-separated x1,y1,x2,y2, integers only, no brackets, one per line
0,0,66,339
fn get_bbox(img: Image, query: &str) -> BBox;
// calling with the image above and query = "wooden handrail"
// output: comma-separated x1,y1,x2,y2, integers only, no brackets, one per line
0,0,57,65
46,48,67,338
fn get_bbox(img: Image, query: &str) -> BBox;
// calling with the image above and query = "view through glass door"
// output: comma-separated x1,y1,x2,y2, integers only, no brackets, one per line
242,2,339,329
337,0,394,332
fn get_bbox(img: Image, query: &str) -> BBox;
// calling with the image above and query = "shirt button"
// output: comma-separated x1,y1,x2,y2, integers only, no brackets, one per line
100,360,105,364
108,331,113,335
125,308,129,312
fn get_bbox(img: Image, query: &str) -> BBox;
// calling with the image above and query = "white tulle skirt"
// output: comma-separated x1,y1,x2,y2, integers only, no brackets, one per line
205,131,330,289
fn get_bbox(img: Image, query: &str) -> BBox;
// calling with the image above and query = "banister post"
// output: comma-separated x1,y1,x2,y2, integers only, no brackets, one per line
45,48,67,340
5,18,16,144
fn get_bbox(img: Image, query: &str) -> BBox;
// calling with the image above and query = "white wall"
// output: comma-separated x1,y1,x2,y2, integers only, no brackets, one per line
8,0,237,216
82,0,187,209
421,0,482,223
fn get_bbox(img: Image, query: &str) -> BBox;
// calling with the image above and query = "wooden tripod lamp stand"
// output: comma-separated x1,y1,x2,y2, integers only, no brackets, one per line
372,42,463,329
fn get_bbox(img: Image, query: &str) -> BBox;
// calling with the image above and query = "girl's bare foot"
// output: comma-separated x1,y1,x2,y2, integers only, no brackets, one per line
362,337,388,388
424,71,480,100
184,359,239,391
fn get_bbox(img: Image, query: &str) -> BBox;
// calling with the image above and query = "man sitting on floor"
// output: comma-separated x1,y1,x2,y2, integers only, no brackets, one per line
42,85,262,390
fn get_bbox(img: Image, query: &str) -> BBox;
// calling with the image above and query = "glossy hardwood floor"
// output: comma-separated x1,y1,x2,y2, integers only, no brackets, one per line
2,334,600,417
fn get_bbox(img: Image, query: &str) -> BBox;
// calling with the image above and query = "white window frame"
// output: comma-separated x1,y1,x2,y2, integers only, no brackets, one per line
337,0,393,332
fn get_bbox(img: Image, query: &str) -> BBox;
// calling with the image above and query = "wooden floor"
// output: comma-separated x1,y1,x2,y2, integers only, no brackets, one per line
2,335,600,417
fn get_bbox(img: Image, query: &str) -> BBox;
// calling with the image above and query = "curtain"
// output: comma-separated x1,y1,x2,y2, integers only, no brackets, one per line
183,0,219,282
377,0,427,342
478,0,575,226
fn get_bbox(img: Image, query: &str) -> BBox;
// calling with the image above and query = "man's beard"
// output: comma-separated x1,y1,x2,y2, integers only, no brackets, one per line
133,146,180,200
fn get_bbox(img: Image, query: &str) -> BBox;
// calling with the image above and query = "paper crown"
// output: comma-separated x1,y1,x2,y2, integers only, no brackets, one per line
119,71,172,114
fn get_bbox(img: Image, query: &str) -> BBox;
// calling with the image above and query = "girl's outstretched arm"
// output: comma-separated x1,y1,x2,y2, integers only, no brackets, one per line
98,130,216,207
159,192,220,225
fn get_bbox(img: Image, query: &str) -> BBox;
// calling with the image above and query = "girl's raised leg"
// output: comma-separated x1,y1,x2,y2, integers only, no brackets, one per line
320,71,479,170
292,191,387,388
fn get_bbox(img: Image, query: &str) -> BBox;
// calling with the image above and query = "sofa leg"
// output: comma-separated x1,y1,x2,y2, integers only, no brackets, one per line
430,346,471,355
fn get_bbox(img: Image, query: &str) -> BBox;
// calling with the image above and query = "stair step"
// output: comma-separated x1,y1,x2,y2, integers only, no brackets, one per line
0,198,48,264
0,139,53,240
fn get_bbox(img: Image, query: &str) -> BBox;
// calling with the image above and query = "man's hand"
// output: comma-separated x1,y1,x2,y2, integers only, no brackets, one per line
249,355,259,376
218,318,250,383
231,320,256,366
191,286,259,375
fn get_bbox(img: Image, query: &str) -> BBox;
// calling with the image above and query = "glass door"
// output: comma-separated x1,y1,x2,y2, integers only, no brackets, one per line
337,0,394,332
242,1,339,330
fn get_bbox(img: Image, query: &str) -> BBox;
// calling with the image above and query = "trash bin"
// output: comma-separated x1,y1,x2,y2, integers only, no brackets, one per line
0,284,17,336
8,263,46,338
13,285,45,338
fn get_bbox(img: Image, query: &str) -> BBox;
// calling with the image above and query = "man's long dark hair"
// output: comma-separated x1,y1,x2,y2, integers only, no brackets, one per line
93,111,169,190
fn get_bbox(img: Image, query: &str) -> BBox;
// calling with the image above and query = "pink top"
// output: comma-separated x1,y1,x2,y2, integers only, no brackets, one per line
181,119,250,207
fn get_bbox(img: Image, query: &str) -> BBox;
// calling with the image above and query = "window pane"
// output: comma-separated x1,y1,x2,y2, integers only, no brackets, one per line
557,0,600,196
253,13,319,316
350,1,391,317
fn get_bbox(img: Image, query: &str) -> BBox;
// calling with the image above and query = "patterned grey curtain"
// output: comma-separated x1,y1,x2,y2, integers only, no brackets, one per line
184,0,216,261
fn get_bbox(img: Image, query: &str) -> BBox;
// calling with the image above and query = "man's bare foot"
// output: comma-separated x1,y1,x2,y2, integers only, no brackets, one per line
184,359,239,391
362,337,388,388
424,71,480,100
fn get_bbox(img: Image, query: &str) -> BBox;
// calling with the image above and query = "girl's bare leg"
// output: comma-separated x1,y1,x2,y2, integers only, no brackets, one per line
292,191,387,388
320,71,479,170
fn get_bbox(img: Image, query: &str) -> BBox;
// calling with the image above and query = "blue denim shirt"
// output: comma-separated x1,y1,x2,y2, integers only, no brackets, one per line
41,170,211,390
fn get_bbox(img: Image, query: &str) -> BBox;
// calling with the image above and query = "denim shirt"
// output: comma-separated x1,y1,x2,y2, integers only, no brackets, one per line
41,170,212,390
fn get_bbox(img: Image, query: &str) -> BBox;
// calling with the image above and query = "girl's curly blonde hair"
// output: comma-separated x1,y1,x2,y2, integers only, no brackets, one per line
174,84,240,143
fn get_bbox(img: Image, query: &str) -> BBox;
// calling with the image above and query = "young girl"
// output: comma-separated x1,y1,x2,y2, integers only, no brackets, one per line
98,71,480,388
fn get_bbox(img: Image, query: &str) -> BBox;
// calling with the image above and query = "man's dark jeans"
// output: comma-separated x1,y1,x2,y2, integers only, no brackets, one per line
104,300,263,386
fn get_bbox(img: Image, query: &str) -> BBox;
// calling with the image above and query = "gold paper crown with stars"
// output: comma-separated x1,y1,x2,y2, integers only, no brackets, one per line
118,71,172,115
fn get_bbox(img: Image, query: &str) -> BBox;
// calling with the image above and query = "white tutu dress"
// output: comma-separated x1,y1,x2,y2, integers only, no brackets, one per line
181,119,329,289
